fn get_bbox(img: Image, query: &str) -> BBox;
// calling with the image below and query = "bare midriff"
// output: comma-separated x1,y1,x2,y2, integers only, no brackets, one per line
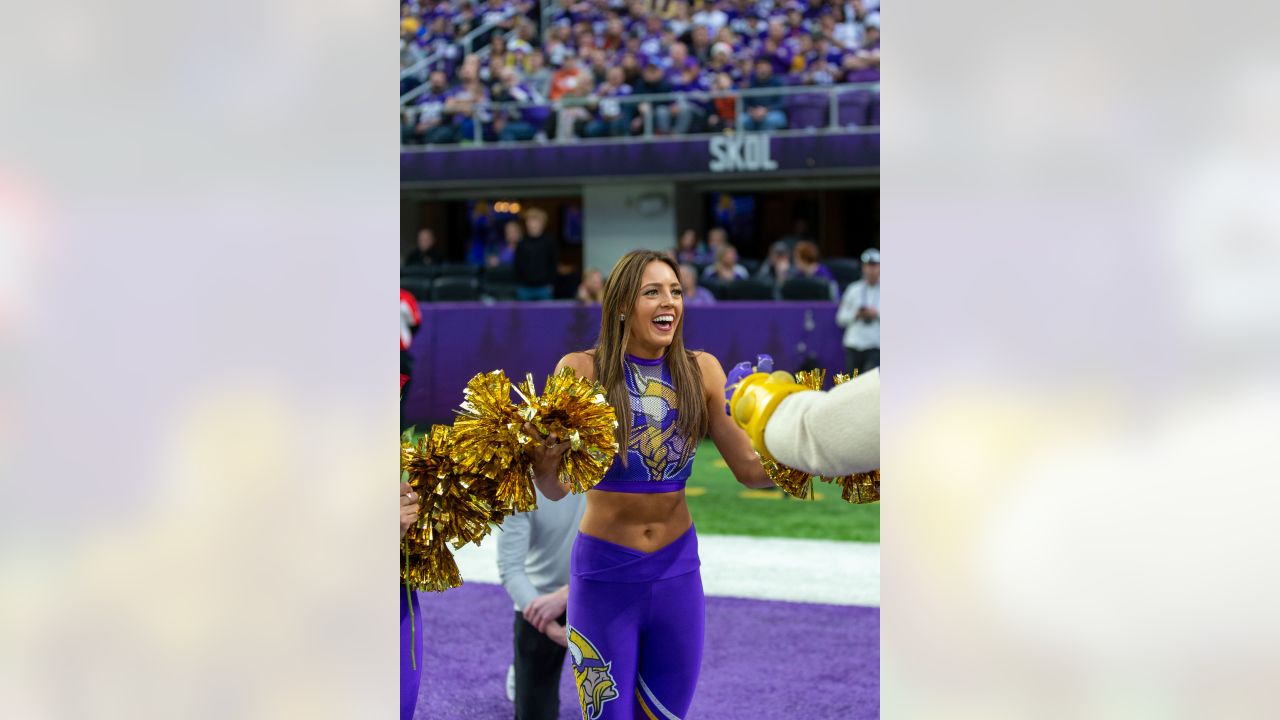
580,488,693,553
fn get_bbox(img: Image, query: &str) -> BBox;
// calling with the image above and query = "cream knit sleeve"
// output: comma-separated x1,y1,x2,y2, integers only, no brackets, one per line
762,369,880,476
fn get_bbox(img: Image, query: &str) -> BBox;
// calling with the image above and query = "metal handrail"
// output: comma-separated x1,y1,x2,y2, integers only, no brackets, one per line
401,46,443,82
403,81,878,144
459,11,517,54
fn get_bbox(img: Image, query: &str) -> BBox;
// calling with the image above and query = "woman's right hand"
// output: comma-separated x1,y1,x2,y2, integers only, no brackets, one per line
400,482,421,539
524,423,571,482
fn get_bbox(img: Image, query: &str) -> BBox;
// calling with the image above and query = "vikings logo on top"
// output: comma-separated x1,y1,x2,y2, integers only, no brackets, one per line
624,360,695,482
568,626,619,720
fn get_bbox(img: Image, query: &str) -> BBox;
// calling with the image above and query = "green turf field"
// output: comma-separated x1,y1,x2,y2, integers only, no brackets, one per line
684,439,879,543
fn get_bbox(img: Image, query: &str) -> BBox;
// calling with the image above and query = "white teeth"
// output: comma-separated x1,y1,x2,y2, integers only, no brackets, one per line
654,315,674,323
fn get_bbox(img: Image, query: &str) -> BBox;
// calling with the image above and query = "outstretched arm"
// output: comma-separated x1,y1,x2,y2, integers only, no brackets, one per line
698,352,773,489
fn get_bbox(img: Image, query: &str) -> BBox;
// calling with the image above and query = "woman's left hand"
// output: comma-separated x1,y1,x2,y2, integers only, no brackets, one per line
400,482,421,539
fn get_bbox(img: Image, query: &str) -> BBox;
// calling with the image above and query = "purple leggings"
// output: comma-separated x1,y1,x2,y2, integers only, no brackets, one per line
567,525,705,720
400,586,423,720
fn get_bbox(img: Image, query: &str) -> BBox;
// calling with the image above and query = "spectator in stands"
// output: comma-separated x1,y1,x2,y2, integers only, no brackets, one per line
549,55,593,140
833,0,874,50
525,51,553,99
842,19,880,83
619,52,642,84
676,229,712,265
836,248,880,373
404,228,443,267
668,56,710,134
442,56,491,143
630,60,674,135
602,16,626,53
668,1,693,39
510,23,537,67
707,226,729,258
584,67,633,138
479,0,518,31
491,220,523,267
689,25,714,64
491,67,541,142
406,70,456,145
706,71,738,132
693,2,729,33
759,21,793,77
706,42,740,83
744,58,788,132
576,267,605,305
756,240,792,288
514,208,558,300
483,34,511,83
679,263,717,306
702,244,749,283
791,240,839,299
544,23,574,67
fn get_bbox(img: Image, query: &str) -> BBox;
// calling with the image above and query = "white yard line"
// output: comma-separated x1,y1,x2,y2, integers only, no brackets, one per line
452,534,879,607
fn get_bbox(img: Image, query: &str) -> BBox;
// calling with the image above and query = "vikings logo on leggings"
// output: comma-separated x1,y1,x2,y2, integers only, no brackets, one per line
568,626,619,720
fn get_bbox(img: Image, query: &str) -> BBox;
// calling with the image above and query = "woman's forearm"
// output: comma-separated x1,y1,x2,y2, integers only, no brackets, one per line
531,466,568,501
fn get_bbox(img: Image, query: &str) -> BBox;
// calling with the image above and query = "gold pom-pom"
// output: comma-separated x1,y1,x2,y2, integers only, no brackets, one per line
514,367,619,494
451,370,536,513
401,534,463,592
825,370,880,504
794,368,827,391
834,470,880,504
762,456,820,500
401,424,507,591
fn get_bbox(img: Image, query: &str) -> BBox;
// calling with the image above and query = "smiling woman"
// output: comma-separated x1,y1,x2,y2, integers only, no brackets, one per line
519,249,773,720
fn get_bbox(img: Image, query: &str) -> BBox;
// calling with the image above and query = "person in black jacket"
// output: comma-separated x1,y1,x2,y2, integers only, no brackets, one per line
403,228,443,267
514,208,558,301
743,58,788,132
629,60,674,136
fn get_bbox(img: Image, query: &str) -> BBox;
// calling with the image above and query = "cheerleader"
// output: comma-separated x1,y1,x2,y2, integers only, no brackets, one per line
524,250,773,720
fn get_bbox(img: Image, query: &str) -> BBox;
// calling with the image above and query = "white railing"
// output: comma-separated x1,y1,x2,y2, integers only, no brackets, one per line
402,81,879,146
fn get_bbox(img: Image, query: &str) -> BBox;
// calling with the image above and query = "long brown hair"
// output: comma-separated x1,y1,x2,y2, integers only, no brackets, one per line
593,251,707,463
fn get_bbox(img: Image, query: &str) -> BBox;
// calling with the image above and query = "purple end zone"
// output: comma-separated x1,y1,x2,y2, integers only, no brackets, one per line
413,582,878,719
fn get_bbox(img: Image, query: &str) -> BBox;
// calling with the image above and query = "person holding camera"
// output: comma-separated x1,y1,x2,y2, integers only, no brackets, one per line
836,248,880,374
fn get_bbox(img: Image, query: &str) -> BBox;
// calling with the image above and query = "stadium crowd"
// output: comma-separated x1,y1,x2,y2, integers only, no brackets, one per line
401,0,881,144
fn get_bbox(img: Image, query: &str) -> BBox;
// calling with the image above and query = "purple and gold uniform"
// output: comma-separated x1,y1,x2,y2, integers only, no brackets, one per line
567,354,705,720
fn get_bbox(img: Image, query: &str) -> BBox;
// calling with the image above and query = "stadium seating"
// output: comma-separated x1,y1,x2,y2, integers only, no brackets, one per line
435,263,481,277
432,275,481,301
722,278,776,301
480,264,518,300
787,93,828,130
780,276,834,301
826,258,861,289
401,275,434,302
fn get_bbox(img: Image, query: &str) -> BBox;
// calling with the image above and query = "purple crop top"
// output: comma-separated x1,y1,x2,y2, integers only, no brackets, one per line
592,354,697,494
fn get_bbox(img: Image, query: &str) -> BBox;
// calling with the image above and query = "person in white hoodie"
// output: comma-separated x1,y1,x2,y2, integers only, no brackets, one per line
836,248,880,374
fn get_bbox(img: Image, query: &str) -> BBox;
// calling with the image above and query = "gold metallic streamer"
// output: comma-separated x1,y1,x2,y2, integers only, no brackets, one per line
400,424,508,591
450,370,537,513
821,370,881,504
514,367,619,494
